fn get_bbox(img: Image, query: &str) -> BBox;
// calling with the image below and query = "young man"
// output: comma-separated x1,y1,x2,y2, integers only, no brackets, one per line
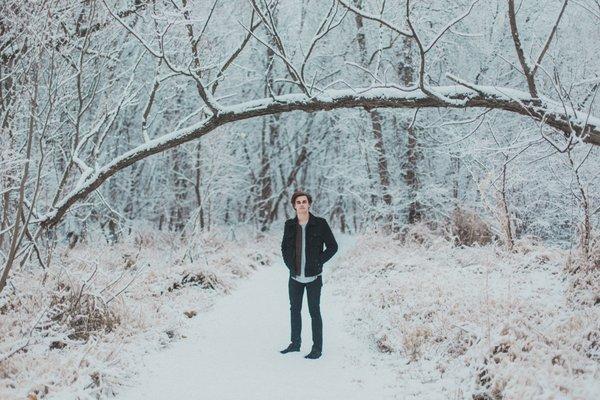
280,191,338,359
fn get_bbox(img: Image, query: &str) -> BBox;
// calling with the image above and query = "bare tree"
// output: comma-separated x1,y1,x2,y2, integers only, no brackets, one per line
1,0,600,294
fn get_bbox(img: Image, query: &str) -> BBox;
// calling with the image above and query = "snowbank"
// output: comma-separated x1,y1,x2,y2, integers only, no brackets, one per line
329,231,599,399
0,227,278,399
2,226,597,399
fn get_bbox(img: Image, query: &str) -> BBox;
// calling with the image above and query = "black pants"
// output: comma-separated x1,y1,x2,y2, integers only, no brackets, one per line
288,275,323,352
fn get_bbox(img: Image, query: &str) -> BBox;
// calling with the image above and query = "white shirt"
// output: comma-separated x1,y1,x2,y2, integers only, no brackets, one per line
291,222,319,284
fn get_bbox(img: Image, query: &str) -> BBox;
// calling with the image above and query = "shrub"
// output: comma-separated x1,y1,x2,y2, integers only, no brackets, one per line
451,207,494,246
45,286,120,341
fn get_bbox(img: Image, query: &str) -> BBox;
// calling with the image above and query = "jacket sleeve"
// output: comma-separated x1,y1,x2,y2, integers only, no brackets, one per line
319,219,338,265
281,222,293,270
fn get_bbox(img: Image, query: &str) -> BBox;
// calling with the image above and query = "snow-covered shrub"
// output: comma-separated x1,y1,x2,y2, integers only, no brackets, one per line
330,232,599,400
589,234,600,271
565,264,600,308
564,232,600,307
397,221,452,249
451,207,494,246
167,268,223,293
44,288,120,341
0,226,277,399
511,235,543,254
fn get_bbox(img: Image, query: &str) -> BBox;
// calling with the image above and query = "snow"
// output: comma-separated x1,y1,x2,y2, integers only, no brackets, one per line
2,227,598,400
35,79,600,229
327,231,600,399
114,235,401,400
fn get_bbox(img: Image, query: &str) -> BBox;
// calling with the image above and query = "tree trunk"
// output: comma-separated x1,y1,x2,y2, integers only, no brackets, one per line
353,0,393,226
398,37,422,224
194,142,205,230
258,117,274,230
499,162,514,250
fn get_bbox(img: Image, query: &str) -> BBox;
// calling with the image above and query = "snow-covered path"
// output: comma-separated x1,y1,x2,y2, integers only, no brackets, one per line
116,235,400,400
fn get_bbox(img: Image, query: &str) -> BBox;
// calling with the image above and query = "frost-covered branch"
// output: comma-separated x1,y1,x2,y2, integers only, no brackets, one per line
101,0,223,115
36,84,600,229
337,0,412,37
405,0,468,106
531,0,569,77
508,0,538,98
246,0,310,95
211,11,262,95
299,1,347,88
423,0,479,53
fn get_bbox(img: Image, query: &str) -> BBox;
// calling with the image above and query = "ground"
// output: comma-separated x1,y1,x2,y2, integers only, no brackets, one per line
1,228,598,399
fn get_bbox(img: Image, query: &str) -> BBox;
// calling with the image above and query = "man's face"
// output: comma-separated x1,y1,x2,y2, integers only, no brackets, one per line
294,196,310,213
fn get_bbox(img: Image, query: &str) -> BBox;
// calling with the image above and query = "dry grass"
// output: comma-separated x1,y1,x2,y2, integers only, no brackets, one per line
397,221,452,248
565,233,600,308
330,231,599,400
45,288,120,341
451,207,494,246
0,226,277,399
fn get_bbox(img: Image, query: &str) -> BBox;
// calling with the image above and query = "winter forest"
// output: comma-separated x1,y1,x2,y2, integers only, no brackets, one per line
1,0,599,399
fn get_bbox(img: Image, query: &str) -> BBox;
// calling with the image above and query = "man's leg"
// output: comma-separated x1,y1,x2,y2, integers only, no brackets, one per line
306,275,323,355
288,277,304,347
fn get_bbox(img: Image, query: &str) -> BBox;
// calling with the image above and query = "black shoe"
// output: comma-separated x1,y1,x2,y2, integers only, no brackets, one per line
280,343,300,354
304,349,321,359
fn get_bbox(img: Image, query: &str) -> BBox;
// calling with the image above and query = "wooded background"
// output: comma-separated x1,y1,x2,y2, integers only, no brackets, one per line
1,0,599,293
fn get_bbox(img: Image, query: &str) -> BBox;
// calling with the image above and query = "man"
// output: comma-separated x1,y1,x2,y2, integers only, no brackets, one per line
280,191,338,359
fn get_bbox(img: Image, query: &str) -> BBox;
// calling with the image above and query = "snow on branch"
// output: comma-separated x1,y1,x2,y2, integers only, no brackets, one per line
36,84,600,229
337,0,412,37
508,0,538,98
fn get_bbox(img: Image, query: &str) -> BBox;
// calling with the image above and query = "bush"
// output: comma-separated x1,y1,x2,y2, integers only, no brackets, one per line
451,207,494,246
397,221,452,248
45,286,120,341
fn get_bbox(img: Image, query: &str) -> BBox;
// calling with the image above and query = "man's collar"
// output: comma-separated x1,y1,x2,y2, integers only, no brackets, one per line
294,212,316,226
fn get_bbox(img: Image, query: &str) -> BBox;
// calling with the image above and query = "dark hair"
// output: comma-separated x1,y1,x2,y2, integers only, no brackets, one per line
290,191,312,207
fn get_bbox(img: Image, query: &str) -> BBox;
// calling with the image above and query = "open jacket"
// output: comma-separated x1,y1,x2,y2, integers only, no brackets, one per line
281,212,338,277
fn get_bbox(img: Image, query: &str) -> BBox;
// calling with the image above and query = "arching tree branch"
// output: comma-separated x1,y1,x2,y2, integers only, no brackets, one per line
36,84,600,229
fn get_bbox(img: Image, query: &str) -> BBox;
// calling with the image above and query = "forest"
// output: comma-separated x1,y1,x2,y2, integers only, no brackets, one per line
1,0,598,399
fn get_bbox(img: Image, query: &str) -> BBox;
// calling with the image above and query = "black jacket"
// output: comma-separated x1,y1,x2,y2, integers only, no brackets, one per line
281,212,338,277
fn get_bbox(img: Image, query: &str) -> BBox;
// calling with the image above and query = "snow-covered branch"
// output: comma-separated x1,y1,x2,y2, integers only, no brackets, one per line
36,84,600,229
508,0,538,98
337,0,412,37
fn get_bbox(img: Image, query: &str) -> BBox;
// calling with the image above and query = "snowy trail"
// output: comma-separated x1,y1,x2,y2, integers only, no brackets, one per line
116,235,400,400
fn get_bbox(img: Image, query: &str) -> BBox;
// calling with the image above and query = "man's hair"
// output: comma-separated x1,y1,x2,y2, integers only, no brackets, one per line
290,191,312,207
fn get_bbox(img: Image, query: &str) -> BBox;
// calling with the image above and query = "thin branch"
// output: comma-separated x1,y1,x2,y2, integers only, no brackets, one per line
238,19,309,95
247,0,310,95
531,0,569,77
337,0,412,36
300,1,347,85
507,0,538,97
405,0,465,105
211,12,262,95
423,0,480,53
